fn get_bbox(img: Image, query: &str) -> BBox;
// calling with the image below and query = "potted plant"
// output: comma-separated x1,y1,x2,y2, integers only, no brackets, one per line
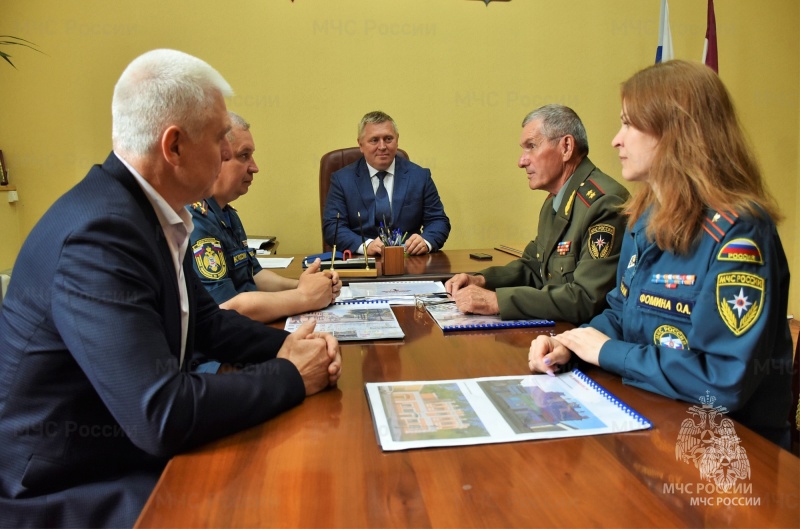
1,35,41,68
1,35,40,185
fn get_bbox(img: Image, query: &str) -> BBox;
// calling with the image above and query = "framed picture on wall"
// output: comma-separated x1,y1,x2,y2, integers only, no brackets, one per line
0,150,7,185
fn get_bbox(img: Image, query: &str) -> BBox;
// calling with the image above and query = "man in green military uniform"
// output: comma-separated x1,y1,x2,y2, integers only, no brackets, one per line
446,105,629,325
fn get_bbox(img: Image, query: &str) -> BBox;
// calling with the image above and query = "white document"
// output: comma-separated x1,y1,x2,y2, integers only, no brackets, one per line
257,257,294,269
285,301,404,341
248,237,275,248
348,281,446,305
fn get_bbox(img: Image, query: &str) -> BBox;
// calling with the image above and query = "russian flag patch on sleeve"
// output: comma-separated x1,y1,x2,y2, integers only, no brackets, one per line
717,238,763,265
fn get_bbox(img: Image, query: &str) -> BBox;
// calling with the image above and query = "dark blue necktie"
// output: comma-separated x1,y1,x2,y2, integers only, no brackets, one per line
375,171,392,228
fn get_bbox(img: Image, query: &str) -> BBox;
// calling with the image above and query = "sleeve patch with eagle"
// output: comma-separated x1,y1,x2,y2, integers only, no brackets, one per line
192,237,228,280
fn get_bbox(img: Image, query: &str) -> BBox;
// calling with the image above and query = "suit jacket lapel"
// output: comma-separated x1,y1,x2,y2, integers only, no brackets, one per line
183,252,196,371
102,153,184,363
103,156,177,282
540,196,567,266
540,159,593,265
390,156,409,226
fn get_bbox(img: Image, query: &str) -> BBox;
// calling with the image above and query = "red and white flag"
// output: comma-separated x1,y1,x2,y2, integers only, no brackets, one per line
702,0,718,72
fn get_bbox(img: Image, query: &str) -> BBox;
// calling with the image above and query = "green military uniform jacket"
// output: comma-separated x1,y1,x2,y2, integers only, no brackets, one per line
480,157,629,325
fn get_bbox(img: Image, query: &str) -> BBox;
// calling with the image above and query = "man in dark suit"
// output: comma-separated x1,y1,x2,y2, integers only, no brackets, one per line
0,49,342,528
322,111,450,256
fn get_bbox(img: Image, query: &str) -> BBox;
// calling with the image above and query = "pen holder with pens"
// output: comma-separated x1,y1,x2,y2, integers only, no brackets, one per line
381,246,405,276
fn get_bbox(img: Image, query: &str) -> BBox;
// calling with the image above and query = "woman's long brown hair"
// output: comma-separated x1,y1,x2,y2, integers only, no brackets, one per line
621,60,780,254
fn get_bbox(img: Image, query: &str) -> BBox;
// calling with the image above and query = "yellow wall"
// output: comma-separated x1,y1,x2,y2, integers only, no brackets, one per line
2,0,798,310
0,188,19,271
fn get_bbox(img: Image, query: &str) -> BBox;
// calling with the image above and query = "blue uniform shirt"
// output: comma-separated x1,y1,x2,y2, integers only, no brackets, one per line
187,197,263,304
590,207,792,446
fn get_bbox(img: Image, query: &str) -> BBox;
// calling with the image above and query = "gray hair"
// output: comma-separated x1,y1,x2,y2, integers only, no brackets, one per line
522,104,589,157
112,49,233,156
227,111,250,142
358,111,399,139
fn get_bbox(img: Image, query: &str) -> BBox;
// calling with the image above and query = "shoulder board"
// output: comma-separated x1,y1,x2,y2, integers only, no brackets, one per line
191,201,208,215
702,209,739,243
576,177,607,208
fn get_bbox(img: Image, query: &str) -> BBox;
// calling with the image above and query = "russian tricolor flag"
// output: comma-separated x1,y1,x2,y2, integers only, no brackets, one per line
702,0,719,72
719,239,764,264
655,0,674,63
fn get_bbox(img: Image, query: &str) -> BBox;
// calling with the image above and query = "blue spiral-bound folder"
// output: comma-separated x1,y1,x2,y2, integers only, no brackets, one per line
570,368,653,429
425,302,554,331
302,251,342,268
365,368,652,451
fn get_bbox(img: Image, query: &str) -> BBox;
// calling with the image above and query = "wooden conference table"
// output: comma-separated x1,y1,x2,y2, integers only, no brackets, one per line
271,248,519,283
136,251,800,528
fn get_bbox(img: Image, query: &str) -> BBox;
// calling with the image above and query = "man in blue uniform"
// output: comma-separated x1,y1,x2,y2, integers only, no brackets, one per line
189,112,341,327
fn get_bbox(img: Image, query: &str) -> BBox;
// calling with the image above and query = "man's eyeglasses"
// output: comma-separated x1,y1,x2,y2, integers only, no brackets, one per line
414,293,454,312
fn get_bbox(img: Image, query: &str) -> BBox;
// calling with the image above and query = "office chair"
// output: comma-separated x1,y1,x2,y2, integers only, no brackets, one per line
791,334,799,455
318,147,409,251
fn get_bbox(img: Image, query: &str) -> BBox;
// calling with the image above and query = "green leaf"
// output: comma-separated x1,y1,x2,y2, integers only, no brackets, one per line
0,51,16,68
0,36,42,68
0,35,38,45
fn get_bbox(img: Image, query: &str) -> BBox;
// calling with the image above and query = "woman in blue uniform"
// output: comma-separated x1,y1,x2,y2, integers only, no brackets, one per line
528,60,792,447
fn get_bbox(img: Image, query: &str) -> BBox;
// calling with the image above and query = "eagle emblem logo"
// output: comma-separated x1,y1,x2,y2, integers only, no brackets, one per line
675,392,751,492
192,238,228,280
